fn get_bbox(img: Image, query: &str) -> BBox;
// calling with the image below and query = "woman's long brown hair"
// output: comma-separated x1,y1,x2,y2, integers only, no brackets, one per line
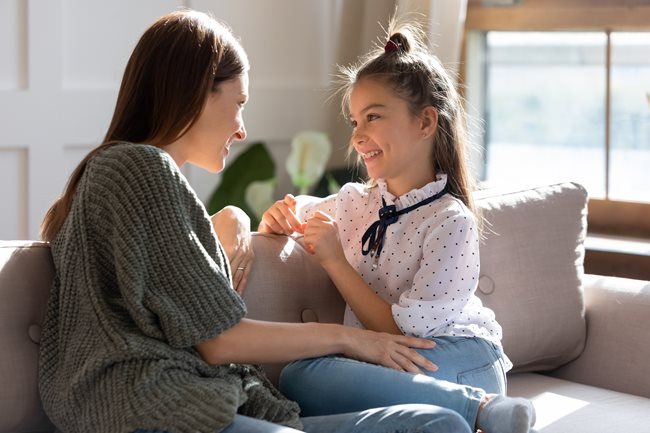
41,10,248,241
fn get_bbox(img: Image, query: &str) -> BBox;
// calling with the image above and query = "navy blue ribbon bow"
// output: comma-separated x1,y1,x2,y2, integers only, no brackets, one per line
361,187,447,260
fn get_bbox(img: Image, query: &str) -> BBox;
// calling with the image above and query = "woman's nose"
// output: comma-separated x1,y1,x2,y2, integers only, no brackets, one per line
234,124,247,141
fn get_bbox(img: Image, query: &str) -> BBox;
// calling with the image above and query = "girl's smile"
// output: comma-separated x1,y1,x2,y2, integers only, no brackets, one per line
349,78,437,197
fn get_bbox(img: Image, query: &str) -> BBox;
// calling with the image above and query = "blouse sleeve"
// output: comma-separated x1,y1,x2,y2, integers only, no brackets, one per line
88,145,246,349
391,206,481,338
294,193,338,221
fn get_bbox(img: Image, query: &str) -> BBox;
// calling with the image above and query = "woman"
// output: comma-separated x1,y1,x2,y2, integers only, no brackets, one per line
38,9,473,433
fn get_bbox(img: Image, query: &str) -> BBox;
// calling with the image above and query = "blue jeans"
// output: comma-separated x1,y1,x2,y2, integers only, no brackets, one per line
133,404,472,432
279,336,509,429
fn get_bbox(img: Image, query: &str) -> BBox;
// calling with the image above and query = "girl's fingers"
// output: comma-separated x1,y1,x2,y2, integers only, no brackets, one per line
283,194,297,208
261,207,291,234
268,201,303,234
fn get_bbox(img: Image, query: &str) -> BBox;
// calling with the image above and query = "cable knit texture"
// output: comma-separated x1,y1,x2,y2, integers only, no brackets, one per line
38,143,301,433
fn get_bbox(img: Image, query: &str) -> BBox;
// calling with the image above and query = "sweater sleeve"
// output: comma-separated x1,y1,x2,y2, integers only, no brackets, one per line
86,144,246,348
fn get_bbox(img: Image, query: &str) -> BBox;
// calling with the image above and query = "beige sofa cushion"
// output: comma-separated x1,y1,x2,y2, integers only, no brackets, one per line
474,182,588,372
508,372,650,433
0,242,55,433
552,274,650,398
243,233,345,384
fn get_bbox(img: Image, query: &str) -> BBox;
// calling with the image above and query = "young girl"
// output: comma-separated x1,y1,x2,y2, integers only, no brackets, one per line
38,10,477,433
260,17,536,433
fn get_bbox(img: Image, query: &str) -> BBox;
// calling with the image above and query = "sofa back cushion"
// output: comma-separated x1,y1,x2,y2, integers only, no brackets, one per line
0,242,55,433
243,233,345,384
474,182,588,372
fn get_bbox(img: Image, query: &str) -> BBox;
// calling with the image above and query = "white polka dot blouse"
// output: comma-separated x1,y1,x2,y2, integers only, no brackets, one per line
295,173,504,346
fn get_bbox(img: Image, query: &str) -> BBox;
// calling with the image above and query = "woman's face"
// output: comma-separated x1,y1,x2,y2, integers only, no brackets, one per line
167,73,249,172
348,78,436,196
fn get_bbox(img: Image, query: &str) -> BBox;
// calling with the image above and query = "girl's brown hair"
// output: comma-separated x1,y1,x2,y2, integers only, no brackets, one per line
337,16,479,217
41,10,248,241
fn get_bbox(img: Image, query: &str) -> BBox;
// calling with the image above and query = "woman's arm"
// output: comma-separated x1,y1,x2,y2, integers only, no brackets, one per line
194,318,437,374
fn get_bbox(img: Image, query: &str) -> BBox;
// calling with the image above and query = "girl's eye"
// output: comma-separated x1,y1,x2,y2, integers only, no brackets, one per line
367,114,379,121
349,119,357,128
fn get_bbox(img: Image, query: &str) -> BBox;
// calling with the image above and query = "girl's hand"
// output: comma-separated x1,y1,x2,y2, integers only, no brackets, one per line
344,328,438,374
303,211,346,266
211,206,254,295
258,194,305,235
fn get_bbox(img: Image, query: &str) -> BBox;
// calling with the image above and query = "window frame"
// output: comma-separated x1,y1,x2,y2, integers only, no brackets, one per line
463,0,650,237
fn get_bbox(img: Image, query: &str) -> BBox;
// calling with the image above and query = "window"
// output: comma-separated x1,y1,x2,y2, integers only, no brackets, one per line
465,31,650,202
610,33,650,201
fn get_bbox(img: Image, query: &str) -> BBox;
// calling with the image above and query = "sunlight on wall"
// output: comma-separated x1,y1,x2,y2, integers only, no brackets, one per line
530,392,589,429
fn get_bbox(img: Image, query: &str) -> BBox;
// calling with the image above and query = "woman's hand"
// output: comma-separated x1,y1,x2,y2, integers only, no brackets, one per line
258,194,304,235
303,211,346,267
344,327,439,374
211,206,254,295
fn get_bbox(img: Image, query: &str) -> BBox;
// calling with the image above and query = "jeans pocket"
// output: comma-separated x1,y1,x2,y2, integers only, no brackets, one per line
457,362,505,395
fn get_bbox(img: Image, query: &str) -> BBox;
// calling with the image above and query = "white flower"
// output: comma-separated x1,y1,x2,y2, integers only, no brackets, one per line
245,179,276,221
286,131,331,195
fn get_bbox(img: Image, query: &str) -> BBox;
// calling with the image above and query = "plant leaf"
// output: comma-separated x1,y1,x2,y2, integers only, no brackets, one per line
206,142,275,229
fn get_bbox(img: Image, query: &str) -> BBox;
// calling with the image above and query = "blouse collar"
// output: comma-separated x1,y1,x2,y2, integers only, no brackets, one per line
377,173,448,209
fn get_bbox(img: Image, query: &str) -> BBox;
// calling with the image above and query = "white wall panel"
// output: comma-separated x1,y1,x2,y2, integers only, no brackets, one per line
63,145,93,179
0,0,27,89
61,0,184,89
192,0,335,87
0,148,28,239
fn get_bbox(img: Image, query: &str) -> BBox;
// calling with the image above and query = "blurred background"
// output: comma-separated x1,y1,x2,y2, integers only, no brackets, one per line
1,0,648,277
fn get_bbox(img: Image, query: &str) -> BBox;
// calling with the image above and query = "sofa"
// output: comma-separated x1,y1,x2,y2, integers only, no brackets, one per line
1,181,649,433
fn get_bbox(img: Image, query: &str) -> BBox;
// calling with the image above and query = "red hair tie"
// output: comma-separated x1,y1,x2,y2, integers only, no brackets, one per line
385,40,399,53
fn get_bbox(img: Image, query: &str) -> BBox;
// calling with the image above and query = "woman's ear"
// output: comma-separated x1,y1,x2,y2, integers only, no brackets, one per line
420,106,438,139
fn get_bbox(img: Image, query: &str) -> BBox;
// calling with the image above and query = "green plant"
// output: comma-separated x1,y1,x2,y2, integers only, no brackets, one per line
206,142,275,229
207,131,360,229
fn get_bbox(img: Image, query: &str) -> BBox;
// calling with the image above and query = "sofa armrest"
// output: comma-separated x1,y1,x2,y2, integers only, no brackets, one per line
550,274,650,398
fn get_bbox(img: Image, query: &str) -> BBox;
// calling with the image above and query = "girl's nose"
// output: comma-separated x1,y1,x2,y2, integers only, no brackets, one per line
352,128,367,145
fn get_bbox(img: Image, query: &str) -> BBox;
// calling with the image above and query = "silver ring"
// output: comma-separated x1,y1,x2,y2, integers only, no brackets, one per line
236,267,245,272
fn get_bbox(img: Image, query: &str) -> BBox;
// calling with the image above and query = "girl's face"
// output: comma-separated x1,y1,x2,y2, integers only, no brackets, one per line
166,73,249,172
349,78,437,196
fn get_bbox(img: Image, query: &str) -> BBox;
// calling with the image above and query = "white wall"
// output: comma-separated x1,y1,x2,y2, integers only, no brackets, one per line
0,0,351,239
0,0,467,240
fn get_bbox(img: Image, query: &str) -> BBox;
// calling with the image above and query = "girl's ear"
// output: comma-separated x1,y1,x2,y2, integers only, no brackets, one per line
420,106,438,139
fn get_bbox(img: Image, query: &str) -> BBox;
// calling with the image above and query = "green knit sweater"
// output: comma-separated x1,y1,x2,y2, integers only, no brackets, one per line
39,143,301,433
